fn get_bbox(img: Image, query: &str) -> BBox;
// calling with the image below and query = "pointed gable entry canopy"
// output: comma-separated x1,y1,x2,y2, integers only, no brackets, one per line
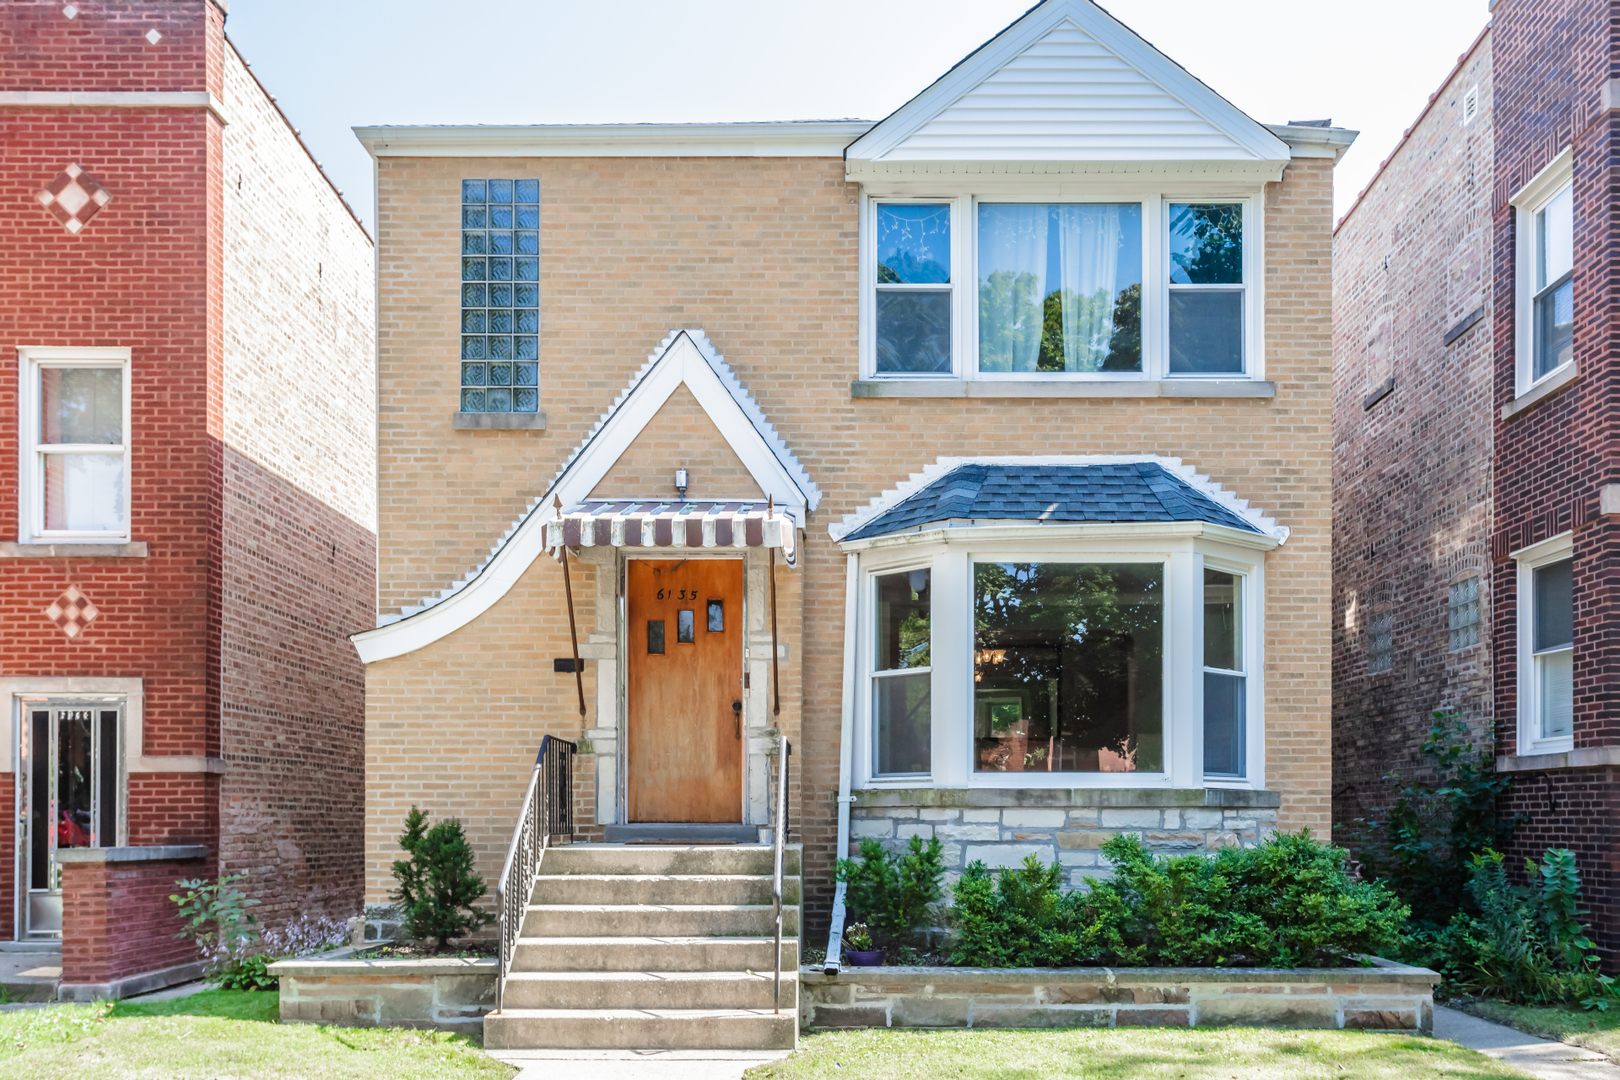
352,330,818,664
844,0,1292,181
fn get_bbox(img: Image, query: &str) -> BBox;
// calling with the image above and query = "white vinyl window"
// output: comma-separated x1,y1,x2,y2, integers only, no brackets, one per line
18,347,131,543
870,568,932,777
1167,203,1247,375
872,203,954,376
1516,533,1575,754
1203,567,1246,778
1512,151,1575,395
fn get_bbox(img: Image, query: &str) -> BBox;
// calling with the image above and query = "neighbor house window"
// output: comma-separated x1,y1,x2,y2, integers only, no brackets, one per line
461,179,540,413
1203,568,1245,778
1531,184,1573,380
1367,609,1393,674
1168,203,1246,374
977,203,1142,374
1531,557,1573,743
19,348,131,543
973,562,1163,774
874,203,953,375
1449,576,1481,651
872,569,931,776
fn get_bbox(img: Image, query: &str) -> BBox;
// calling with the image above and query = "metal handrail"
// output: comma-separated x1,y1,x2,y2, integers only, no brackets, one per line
494,735,575,1012
771,739,791,1014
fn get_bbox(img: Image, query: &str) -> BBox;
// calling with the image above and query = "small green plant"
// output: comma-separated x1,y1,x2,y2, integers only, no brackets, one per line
843,922,874,952
171,875,260,972
835,835,946,949
215,953,278,992
391,806,495,952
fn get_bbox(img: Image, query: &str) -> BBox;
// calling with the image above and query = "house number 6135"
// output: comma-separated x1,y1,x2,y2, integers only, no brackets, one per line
656,589,698,601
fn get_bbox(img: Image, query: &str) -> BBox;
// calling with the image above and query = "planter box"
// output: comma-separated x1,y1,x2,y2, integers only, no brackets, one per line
800,958,1438,1033
269,956,497,1032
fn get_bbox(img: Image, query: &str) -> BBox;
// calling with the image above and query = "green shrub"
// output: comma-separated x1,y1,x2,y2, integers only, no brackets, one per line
836,835,947,949
171,875,260,975
947,830,1408,969
391,806,494,952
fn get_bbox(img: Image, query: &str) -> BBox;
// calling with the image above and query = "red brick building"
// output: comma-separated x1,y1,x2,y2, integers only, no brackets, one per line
0,0,374,998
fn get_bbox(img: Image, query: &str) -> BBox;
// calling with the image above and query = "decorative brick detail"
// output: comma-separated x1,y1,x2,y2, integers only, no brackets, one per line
35,163,112,234
43,584,100,638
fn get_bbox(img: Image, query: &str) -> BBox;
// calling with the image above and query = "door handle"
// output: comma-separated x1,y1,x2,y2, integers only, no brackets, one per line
733,700,743,740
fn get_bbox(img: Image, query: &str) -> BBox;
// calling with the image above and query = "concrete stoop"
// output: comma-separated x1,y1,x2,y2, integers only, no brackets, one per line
484,843,801,1052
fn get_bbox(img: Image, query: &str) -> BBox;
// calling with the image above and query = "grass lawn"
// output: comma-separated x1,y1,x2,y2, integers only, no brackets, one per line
0,989,517,1080
1453,998,1620,1062
744,1028,1536,1080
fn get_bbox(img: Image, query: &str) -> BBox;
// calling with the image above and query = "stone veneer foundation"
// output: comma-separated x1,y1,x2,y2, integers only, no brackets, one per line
271,956,497,1032
851,789,1282,884
801,960,1438,1033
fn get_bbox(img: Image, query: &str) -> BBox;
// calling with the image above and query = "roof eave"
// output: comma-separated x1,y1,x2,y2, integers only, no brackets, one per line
837,519,1282,553
1263,123,1360,163
353,121,875,159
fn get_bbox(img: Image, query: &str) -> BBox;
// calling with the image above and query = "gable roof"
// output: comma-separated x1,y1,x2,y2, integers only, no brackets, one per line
846,0,1290,173
352,329,817,663
832,455,1287,546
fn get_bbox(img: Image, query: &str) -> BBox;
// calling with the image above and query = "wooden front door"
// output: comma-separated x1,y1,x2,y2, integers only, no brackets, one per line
627,558,745,822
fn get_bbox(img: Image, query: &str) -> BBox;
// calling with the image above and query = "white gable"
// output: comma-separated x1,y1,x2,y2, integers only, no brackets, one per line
351,329,817,663
847,0,1289,170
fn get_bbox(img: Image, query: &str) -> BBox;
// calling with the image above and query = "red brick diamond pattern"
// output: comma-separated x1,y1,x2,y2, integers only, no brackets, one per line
45,586,100,639
37,163,112,234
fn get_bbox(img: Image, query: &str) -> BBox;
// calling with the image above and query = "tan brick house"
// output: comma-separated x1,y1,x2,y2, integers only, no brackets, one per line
352,0,1354,1047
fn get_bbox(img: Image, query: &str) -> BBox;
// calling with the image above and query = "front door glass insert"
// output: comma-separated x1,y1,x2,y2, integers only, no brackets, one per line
20,701,121,937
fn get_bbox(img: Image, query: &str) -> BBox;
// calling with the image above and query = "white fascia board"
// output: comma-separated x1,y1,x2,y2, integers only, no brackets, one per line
1263,124,1359,162
353,121,873,159
845,0,1289,165
353,329,817,664
837,519,1281,555
846,159,1287,184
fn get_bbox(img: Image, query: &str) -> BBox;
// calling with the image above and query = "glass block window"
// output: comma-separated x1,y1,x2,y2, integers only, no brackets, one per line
1368,609,1394,674
1448,576,1481,651
461,179,540,413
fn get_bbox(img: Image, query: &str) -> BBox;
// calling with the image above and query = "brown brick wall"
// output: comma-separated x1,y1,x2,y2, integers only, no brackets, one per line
0,0,222,95
1331,34,1495,851
60,854,210,987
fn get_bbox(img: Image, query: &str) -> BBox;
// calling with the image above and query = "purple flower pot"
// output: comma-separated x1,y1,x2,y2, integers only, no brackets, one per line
844,948,883,967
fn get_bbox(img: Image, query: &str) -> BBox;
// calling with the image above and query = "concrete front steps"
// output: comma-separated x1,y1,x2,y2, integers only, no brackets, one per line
484,843,800,1052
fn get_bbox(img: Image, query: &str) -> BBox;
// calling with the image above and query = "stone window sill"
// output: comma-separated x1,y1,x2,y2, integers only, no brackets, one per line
0,542,147,558
453,411,547,430
1502,363,1578,420
54,844,209,864
852,786,1280,809
1496,745,1620,773
851,379,1275,400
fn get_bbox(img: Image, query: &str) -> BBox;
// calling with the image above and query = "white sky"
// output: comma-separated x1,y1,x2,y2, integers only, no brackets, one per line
224,0,1491,235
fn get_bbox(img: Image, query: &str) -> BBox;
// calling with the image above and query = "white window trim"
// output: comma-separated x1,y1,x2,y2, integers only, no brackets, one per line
1514,531,1575,756
866,564,934,781
16,346,133,544
1511,149,1574,398
1201,558,1261,783
859,187,1265,384
850,529,1266,791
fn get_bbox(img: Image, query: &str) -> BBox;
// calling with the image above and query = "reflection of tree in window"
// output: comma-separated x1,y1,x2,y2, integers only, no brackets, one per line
973,563,1163,773
1170,204,1243,284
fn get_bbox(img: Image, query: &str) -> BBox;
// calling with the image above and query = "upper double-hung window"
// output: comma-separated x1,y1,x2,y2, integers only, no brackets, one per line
18,347,131,543
1511,151,1575,396
866,196,1252,381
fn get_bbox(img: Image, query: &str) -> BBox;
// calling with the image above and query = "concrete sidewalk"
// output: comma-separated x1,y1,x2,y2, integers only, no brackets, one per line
1437,1006,1618,1080
490,1049,791,1080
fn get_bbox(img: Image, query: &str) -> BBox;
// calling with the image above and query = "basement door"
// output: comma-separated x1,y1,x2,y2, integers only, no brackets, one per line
626,559,744,822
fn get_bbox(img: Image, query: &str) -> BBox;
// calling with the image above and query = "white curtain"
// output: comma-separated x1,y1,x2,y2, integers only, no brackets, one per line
1055,205,1123,373
977,205,1047,372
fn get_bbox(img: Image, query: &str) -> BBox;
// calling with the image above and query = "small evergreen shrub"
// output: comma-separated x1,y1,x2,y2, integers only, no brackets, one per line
948,830,1408,968
836,835,947,949
391,805,495,952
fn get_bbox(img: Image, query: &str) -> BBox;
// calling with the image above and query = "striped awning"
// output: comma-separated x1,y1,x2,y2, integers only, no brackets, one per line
546,500,798,565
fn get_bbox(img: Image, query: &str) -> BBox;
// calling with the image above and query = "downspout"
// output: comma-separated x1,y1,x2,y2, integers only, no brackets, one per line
824,550,859,975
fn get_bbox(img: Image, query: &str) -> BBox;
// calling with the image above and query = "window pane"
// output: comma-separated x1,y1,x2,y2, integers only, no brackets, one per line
647,620,665,655
44,453,125,532
677,609,694,644
1204,671,1245,777
974,562,1163,773
41,368,122,444
1169,204,1243,284
1534,558,1573,652
1537,186,1573,290
98,709,118,846
875,672,931,775
1538,648,1573,740
58,710,93,850
1204,569,1240,671
876,204,950,284
1169,290,1243,373
977,204,1142,373
1534,278,1573,379
707,600,724,633
1368,609,1393,673
1449,576,1481,651
875,570,930,671
876,290,951,374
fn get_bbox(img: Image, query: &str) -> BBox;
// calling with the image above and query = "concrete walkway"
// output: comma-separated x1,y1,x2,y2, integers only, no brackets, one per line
1437,1006,1618,1080
490,1049,791,1080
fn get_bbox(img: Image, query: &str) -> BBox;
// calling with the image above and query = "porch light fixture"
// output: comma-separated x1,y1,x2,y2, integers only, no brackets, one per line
675,468,690,500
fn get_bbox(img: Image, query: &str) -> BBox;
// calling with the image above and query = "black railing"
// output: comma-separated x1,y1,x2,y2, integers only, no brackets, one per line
772,739,791,1013
494,736,575,1011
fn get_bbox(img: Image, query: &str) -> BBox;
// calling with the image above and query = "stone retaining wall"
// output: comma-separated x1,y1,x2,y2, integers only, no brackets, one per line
801,960,1438,1033
851,788,1282,885
270,957,496,1032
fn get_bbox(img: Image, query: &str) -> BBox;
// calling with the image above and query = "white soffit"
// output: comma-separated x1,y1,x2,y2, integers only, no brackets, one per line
354,121,874,158
845,0,1289,172
351,329,818,664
